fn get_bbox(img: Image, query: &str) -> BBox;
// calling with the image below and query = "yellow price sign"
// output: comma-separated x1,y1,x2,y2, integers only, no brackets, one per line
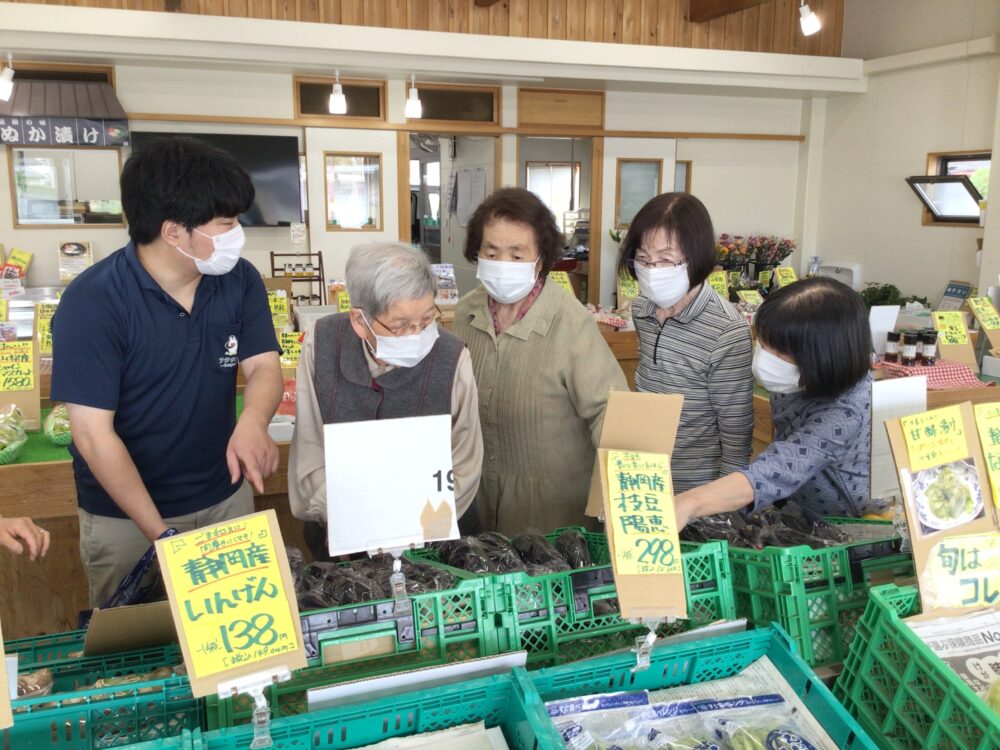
0,341,34,392
901,405,969,472
336,291,352,313
736,290,764,306
618,272,639,301
707,271,729,299
279,332,302,369
37,302,57,356
606,450,682,576
968,297,1000,331
5,248,32,277
933,311,970,346
156,511,304,690
974,403,1000,512
549,271,574,296
268,290,290,330
774,267,798,288
925,533,1000,610
758,270,773,289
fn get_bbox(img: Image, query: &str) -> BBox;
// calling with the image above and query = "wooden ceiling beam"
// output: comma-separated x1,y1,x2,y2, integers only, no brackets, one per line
689,0,772,24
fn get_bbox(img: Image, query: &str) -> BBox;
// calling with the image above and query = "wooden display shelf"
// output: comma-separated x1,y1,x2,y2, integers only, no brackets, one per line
601,327,638,390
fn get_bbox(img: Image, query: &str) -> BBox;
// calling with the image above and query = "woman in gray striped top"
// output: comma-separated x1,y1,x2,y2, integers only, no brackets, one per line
617,193,754,493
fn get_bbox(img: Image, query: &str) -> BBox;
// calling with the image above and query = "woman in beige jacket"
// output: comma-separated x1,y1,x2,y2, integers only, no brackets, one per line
454,188,627,535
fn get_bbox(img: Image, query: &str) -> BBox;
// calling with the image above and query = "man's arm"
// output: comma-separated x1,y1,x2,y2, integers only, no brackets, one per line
229,351,283,493
67,403,168,543
0,516,50,559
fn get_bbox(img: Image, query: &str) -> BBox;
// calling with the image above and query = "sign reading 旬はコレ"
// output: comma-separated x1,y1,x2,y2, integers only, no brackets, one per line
0,341,33,392
901,405,969,472
933,311,971,346
926,533,1000,609
278,332,302,369
606,450,682,576
157,512,304,692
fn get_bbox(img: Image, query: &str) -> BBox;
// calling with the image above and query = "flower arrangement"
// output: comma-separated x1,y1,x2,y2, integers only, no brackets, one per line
746,235,796,265
716,234,753,265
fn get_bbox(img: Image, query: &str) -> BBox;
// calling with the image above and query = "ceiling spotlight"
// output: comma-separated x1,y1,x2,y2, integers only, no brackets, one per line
404,74,422,119
799,2,821,36
329,68,347,115
0,53,14,103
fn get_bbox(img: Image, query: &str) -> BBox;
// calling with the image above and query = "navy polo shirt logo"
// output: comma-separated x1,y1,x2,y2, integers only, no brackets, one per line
219,335,239,368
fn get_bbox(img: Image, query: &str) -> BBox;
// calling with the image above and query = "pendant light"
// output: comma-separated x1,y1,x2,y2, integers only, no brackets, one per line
328,68,347,115
799,2,821,36
405,74,422,119
0,54,14,103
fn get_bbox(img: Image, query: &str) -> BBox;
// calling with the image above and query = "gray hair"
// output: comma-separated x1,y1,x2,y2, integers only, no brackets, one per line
345,243,436,319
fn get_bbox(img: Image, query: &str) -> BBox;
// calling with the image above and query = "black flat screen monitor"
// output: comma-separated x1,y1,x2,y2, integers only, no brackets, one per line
131,131,302,227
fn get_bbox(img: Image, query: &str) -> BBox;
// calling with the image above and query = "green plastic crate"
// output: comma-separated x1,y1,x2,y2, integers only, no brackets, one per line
204,573,498,729
4,630,88,669
835,583,1000,750
724,517,914,667
1,676,202,749
410,527,735,667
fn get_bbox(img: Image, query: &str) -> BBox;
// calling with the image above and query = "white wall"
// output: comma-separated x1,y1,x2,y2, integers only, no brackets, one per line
817,55,999,302
305,127,399,282
517,137,592,210
440,136,495,295
605,90,802,135
843,0,1000,60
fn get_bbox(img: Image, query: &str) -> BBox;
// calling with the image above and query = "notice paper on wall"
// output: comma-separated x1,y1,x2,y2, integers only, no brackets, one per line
456,167,486,227
324,414,459,556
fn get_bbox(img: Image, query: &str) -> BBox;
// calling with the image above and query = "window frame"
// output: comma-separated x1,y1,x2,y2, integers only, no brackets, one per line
615,157,663,229
8,60,115,87
294,75,387,124
920,149,991,227
525,160,582,229
7,145,125,229
405,82,502,129
323,150,384,233
906,175,983,225
675,160,692,193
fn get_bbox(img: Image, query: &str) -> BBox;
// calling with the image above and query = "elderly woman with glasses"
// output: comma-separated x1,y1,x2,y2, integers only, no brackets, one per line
616,192,754,493
290,243,484,559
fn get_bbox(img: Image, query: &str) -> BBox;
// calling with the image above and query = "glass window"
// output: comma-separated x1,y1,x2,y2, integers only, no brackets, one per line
324,153,382,230
425,161,441,187
616,159,662,227
526,162,581,231
10,148,122,226
941,154,990,199
412,86,498,123
409,159,421,188
906,176,982,223
297,79,384,119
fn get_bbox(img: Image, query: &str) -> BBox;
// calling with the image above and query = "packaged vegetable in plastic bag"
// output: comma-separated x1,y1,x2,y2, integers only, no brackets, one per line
554,529,593,569
286,546,305,591
43,403,72,446
0,404,27,465
477,531,527,571
513,531,572,572
546,691,652,750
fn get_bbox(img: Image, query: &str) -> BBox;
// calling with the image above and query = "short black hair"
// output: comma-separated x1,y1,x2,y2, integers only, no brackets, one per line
463,187,563,278
120,136,255,245
616,192,716,288
755,277,871,399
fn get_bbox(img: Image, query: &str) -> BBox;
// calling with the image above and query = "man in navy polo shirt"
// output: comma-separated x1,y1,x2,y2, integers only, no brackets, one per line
52,136,283,606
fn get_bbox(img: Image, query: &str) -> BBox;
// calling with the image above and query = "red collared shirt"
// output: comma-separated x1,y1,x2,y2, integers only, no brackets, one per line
487,276,546,335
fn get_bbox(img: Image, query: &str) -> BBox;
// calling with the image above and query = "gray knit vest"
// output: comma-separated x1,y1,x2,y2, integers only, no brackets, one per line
313,313,463,424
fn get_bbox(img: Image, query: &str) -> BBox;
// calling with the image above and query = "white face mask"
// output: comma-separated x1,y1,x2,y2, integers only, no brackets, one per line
476,258,538,304
752,343,802,394
175,224,245,276
364,316,440,369
635,263,691,309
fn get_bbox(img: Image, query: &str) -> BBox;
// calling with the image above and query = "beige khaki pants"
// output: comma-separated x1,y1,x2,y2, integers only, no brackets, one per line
79,482,255,607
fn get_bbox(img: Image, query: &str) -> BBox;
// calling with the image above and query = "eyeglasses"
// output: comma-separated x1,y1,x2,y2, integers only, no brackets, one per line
626,258,685,270
372,306,442,337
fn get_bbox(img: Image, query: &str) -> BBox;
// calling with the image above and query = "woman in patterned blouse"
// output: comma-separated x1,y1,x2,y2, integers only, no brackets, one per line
674,276,874,526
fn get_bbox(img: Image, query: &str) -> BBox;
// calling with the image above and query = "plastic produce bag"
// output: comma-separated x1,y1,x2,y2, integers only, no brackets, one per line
439,535,525,573
512,531,571,572
0,404,27,465
546,691,652,750
43,403,72,446
286,546,305,591
554,529,593,569
476,532,527,571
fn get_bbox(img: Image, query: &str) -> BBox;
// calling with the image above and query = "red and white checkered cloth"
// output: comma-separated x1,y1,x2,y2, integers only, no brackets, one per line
874,358,994,390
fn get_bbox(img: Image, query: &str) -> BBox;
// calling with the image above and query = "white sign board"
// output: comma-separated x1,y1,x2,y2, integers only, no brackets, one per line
869,305,900,356
324,414,458,556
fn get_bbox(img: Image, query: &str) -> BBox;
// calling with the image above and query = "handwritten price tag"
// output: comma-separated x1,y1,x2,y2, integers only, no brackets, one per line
0,341,34,392
968,297,1000,331
901,405,969,472
933,311,970,345
758,270,773,289
268,290,289,330
5,249,32,277
606,450,681,576
336,291,352,313
549,271,574,297
925,533,1000,609
737,290,764,306
279,332,302,369
974,403,1000,512
774,267,798,288
707,271,729,299
156,511,305,694
618,272,639,301
36,302,57,356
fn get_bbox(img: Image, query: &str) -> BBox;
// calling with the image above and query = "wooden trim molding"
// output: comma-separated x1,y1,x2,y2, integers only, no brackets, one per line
677,160,693,193
589,137,604,307
396,131,411,243
323,151,385,232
